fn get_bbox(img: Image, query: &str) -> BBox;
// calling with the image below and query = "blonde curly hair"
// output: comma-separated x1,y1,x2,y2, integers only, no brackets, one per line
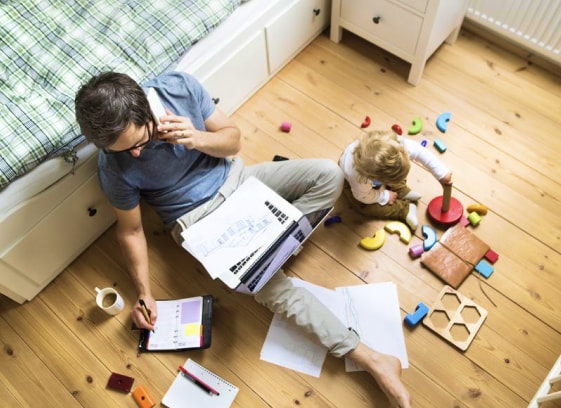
352,130,411,185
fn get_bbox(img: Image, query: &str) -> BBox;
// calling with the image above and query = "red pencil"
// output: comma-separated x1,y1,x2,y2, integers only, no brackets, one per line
178,365,220,396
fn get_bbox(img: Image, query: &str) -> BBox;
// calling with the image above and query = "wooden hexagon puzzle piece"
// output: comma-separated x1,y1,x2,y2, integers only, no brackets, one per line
423,285,487,351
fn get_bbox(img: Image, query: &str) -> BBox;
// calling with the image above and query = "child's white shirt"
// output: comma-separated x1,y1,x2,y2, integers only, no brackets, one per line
339,137,450,205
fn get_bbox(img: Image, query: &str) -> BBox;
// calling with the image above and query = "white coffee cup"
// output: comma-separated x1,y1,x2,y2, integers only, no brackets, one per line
95,287,125,315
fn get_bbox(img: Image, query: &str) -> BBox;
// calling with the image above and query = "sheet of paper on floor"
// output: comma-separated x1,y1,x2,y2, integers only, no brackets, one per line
259,278,408,376
259,281,336,377
337,282,408,371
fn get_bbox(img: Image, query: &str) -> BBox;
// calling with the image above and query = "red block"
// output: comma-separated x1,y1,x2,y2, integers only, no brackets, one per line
485,249,499,264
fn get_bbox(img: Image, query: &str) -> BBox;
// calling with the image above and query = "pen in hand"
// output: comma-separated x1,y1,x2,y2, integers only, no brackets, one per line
138,299,154,333
178,365,220,396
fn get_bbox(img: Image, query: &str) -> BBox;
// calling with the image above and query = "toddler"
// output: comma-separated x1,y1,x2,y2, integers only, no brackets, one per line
339,130,452,231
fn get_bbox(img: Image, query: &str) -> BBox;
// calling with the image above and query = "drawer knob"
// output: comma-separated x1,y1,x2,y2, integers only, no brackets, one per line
372,16,381,24
313,8,320,16
88,207,97,217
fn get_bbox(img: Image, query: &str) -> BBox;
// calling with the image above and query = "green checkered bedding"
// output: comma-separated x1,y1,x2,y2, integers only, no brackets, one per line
0,0,241,190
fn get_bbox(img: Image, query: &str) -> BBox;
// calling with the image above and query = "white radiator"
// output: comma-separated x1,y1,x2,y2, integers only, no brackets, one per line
465,0,561,65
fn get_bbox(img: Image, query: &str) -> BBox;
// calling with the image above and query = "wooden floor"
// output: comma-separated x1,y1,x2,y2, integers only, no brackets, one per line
2,27,561,408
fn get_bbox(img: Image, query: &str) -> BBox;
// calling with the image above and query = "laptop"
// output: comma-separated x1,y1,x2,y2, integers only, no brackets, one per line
231,207,332,294
180,176,332,294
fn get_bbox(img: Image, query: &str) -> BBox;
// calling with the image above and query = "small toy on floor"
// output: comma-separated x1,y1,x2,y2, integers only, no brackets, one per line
360,115,371,128
280,121,292,132
423,285,488,351
408,116,423,135
324,215,342,226
436,112,452,133
404,302,429,327
359,229,386,250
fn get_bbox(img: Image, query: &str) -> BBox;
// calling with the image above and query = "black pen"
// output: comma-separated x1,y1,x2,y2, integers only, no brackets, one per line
138,299,155,333
178,365,220,396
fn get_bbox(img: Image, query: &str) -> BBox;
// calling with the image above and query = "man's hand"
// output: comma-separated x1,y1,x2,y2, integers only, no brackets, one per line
157,112,199,149
131,296,157,330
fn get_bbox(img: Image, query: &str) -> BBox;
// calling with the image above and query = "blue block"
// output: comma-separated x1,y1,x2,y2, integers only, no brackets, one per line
422,225,437,251
404,302,429,327
324,215,342,226
434,139,447,153
475,259,494,278
436,112,452,133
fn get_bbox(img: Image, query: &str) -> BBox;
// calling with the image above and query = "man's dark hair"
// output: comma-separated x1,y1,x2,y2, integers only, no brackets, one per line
75,72,151,149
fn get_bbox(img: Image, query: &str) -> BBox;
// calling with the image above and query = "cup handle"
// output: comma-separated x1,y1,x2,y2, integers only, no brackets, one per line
95,287,101,294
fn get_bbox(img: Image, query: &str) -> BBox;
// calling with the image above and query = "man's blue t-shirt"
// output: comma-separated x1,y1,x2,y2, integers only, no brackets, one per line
97,72,230,228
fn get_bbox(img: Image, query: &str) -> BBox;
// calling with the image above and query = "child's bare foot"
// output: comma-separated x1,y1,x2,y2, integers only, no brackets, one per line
347,343,412,408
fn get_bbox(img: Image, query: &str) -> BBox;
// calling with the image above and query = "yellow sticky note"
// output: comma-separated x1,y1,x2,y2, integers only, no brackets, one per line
184,323,202,337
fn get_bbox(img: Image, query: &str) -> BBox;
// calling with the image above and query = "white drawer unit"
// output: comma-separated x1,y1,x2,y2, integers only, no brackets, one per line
0,159,115,303
181,0,332,115
330,0,468,85
266,0,331,74
198,30,269,116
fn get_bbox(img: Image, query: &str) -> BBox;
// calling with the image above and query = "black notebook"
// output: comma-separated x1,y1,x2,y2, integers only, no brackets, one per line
138,295,213,352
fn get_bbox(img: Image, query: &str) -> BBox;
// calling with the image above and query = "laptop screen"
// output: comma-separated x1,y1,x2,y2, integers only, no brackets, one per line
236,207,333,293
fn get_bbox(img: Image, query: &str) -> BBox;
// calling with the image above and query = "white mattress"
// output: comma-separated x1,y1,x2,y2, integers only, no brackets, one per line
0,142,98,216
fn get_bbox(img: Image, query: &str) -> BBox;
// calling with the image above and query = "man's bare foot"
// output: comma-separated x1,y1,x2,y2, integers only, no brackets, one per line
347,343,412,408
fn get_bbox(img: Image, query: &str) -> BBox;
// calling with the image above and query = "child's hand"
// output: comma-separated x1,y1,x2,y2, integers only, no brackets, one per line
439,172,453,185
387,191,398,204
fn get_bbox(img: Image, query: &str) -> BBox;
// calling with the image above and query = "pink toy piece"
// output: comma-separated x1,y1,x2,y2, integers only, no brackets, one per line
280,122,292,132
459,215,470,228
408,244,424,259
485,249,499,264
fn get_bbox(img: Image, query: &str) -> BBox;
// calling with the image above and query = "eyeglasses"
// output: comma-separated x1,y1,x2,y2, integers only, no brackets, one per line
104,120,155,154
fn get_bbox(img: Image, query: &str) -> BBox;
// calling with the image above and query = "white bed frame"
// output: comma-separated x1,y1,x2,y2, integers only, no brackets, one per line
0,0,331,304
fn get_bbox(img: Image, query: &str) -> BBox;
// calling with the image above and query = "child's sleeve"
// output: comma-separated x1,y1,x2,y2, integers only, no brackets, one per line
339,145,389,205
352,183,390,205
404,138,450,180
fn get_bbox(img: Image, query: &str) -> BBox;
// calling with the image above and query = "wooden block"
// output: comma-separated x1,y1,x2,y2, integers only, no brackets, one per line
132,385,156,408
421,224,437,250
420,243,472,289
280,121,292,132
475,259,494,278
467,211,481,226
423,285,488,351
485,249,499,264
433,139,447,153
384,221,412,244
359,229,386,250
408,244,424,259
439,224,490,265
106,372,135,393
404,302,429,327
